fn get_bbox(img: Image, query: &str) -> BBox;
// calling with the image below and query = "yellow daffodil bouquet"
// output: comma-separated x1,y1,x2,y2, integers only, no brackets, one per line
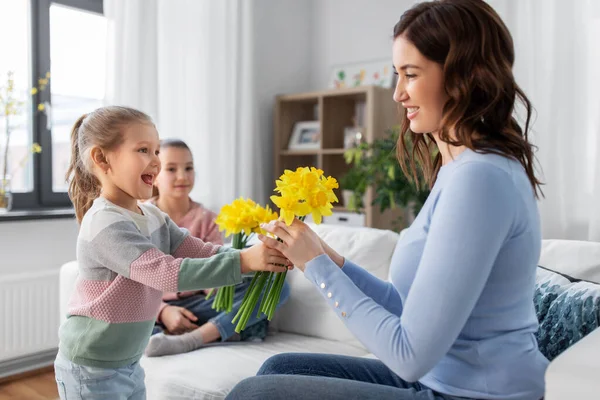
232,167,339,333
210,198,278,313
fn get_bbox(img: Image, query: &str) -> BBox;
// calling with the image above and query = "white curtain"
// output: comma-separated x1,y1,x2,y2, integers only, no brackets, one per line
104,0,264,211
487,0,600,241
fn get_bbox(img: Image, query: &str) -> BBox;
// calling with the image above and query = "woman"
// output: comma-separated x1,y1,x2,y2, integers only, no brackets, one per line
226,0,547,399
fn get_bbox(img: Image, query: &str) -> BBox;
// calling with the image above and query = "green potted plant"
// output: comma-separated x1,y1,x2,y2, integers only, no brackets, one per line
338,166,367,211
342,127,430,229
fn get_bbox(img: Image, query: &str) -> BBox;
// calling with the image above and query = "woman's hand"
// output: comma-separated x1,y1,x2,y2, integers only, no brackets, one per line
258,219,328,271
318,237,345,268
160,306,198,335
239,242,293,274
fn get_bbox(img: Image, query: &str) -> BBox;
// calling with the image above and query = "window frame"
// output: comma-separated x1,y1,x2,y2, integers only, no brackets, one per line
11,0,103,210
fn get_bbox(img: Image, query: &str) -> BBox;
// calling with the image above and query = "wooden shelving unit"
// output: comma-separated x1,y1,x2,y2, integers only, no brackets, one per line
273,85,403,230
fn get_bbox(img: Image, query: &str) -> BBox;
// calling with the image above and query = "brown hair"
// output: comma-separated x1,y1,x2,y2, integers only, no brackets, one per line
394,0,543,196
151,138,193,197
65,106,154,222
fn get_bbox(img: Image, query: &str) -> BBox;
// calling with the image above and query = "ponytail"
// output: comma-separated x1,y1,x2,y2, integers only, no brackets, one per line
65,114,101,223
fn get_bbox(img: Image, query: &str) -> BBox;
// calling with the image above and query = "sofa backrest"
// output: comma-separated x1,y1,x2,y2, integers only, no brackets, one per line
58,223,600,354
274,227,600,352
272,224,399,350
539,240,600,283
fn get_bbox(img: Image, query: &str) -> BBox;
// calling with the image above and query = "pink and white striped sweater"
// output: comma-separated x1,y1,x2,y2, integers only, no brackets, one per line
58,197,242,368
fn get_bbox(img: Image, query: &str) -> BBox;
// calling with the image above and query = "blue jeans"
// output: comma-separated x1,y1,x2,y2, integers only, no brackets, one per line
153,278,290,341
226,353,474,400
54,352,146,400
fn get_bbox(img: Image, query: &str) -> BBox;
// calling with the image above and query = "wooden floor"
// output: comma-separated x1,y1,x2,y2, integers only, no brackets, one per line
0,368,58,400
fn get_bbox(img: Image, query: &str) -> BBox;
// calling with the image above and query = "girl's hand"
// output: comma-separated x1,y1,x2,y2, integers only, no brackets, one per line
258,219,326,271
239,242,293,274
160,306,198,335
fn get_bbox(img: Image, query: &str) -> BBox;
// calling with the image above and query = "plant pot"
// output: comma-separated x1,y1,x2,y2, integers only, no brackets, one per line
342,190,365,211
0,176,13,213
404,200,416,226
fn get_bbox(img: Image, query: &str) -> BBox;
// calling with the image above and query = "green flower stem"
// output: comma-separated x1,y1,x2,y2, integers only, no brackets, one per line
264,271,282,316
239,270,259,308
232,216,307,332
211,232,246,312
258,272,274,314
235,271,268,333
232,271,260,324
268,270,287,320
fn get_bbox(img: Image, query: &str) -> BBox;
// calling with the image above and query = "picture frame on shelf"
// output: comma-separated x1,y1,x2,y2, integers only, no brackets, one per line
329,59,395,89
288,121,321,150
343,126,365,149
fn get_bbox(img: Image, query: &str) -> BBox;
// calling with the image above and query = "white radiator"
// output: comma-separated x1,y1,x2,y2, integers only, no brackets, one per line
0,270,60,363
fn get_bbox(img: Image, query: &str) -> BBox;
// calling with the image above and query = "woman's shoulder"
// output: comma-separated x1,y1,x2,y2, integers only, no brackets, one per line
456,148,514,170
440,149,535,212
445,149,525,187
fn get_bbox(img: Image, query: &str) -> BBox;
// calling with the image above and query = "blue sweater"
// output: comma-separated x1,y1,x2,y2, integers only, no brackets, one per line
304,149,549,400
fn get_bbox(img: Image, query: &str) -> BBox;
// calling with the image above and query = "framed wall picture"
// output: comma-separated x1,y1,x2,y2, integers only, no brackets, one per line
329,59,395,89
288,121,321,150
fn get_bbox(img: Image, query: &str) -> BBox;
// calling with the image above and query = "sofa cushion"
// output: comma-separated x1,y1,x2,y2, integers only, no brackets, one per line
534,266,600,361
272,224,399,349
141,332,368,400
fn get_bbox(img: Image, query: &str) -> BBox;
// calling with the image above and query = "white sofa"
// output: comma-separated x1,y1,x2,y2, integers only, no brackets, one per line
59,224,600,400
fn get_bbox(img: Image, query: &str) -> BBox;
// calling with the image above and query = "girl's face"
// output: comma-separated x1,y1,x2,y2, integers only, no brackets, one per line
103,123,161,203
154,146,195,199
392,35,449,135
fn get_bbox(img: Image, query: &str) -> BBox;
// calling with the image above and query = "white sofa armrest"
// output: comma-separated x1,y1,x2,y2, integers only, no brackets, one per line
545,327,600,400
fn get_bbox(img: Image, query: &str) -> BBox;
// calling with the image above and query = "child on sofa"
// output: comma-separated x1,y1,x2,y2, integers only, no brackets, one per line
56,107,292,399
144,138,290,357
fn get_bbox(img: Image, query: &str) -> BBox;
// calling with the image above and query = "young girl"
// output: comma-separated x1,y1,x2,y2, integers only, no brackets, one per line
55,106,291,399
229,1,548,399
144,138,289,357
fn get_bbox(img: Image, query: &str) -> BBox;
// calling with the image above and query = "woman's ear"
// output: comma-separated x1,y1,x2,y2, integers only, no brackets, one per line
90,146,110,174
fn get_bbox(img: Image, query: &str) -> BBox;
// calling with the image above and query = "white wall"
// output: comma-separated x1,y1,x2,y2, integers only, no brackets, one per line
310,0,415,90
0,218,77,366
247,0,416,198
0,219,77,274
252,0,314,195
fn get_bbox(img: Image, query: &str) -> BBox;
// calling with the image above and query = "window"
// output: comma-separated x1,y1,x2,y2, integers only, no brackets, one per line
0,0,104,210
49,3,107,193
0,1,35,195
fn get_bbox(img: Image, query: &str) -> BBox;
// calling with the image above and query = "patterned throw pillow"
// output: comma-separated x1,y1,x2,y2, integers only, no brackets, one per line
534,267,600,360
240,319,269,341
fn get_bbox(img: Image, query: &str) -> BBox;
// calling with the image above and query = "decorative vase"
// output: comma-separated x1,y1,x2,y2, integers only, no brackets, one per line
342,189,365,211
342,190,353,208
0,176,12,213
404,200,417,226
